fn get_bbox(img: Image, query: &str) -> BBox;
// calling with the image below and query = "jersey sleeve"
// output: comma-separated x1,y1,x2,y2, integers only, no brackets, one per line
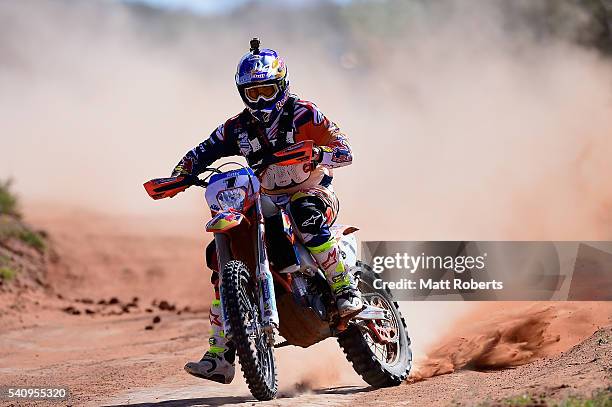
294,101,353,168
171,123,240,176
317,120,353,168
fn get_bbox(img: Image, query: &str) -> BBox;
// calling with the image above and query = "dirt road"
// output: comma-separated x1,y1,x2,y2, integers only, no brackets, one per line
356,325,612,406
0,309,368,407
1,303,610,407
1,208,610,406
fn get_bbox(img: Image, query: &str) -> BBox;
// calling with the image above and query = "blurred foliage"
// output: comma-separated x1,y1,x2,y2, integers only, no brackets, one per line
509,0,612,52
17,229,46,252
0,266,16,281
0,179,19,218
123,0,611,61
0,251,16,282
0,213,46,252
483,388,612,407
338,0,611,52
0,224,46,252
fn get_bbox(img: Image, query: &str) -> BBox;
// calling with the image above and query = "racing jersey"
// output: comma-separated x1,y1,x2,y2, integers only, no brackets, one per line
172,97,353,195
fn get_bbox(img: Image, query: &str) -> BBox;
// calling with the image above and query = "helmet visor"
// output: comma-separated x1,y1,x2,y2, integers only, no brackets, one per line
243,84,279,103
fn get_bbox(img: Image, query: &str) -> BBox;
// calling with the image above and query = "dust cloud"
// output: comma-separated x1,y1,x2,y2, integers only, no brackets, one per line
410,301,612,381
275,340,353,396
1,0,611,391
1,0,611,241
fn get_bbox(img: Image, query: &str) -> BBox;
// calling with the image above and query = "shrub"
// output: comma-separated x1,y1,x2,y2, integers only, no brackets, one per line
0,266,16,281
0,220,46,252
18,230,46,251
0,179,20,217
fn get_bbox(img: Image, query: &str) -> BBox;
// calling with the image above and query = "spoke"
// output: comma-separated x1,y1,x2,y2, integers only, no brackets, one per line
240,275,274,382
361,292,402,366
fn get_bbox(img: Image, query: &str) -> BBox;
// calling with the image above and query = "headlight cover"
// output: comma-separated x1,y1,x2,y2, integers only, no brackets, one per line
216,187,247,211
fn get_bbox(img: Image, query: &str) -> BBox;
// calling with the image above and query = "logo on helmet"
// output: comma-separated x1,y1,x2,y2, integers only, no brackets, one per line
275,90,289,111
235,41,289,123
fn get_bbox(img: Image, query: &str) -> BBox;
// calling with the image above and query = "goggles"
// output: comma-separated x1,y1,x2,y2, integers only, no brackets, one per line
243,84,279,102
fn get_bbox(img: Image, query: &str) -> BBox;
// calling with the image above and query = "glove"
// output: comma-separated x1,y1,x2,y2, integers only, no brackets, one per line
171,156,196,177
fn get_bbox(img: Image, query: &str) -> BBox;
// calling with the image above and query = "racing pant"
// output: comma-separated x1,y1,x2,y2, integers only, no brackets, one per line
204,185,349,355
262,186,351,293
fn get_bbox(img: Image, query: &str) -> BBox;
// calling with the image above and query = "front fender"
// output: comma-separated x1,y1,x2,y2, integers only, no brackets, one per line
206,210,245,233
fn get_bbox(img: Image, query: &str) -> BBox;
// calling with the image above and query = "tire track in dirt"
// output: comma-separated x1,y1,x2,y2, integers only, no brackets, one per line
354,325,612,406
2,300,610,406
0,311,367,407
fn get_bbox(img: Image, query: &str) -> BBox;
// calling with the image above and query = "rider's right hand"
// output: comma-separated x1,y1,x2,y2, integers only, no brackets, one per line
179,173,201,186
171,167,188,177
169,170,200,188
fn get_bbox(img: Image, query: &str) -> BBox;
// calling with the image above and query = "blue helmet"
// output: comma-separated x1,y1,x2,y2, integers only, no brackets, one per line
235,39,289,124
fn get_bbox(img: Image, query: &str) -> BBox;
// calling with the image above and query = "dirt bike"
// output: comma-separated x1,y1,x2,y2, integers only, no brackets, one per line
144,140,412,401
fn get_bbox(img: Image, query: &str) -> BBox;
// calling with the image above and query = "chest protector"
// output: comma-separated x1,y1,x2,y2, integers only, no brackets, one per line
238,96,297,169
238,97,314,190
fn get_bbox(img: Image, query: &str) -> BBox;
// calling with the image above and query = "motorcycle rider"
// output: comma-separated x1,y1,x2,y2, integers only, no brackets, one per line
175,39,362,384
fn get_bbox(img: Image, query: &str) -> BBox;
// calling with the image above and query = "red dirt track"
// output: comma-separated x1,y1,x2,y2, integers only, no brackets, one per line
0,209,610,406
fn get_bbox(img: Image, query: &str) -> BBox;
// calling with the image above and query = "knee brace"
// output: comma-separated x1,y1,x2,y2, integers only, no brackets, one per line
289,195,331,248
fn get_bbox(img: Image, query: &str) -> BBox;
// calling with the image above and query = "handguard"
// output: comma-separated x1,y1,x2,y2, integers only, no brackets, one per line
143,175,194,200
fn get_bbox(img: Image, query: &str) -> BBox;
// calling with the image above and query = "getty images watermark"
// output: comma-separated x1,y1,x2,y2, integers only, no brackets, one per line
362,241,612,301
371,251,502,291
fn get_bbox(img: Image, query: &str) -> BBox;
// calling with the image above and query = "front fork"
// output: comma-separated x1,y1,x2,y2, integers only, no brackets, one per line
253,196,280,333
214,196,279,342
214,232,233,339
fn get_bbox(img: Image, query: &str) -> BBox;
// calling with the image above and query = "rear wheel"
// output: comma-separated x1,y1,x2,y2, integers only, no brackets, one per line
221,260,277,400
337,263,412,387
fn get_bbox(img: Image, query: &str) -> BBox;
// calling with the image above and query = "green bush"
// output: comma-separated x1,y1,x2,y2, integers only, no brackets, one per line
558,389,612,407
0,266,16,281
488,389,612,407
0,219,46,252
18,229,46,251
0,179,20,217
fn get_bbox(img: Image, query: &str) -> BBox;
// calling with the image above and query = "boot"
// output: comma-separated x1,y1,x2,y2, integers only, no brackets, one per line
184,299,236,384
309,238,364,317
333,273,364,318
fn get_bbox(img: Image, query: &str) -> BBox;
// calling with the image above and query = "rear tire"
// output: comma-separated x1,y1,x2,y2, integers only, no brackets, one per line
337,263,412,387
221,260,277,400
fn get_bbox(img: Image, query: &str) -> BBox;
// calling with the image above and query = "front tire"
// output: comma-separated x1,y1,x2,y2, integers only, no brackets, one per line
337,263,412,387
221,260,277,400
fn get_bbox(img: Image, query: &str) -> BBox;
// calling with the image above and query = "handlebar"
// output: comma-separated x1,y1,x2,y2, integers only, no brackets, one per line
144,142,318,200
184,169,218,188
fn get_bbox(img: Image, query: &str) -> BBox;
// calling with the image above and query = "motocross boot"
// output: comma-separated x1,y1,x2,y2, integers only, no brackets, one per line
309,238,364,317
184,299,236,384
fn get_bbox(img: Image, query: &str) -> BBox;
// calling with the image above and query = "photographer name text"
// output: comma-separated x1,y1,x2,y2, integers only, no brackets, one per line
370,252,504,291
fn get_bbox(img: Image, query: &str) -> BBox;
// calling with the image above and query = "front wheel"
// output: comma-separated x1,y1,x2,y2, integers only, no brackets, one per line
221,260,277,400
338,263,412,387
